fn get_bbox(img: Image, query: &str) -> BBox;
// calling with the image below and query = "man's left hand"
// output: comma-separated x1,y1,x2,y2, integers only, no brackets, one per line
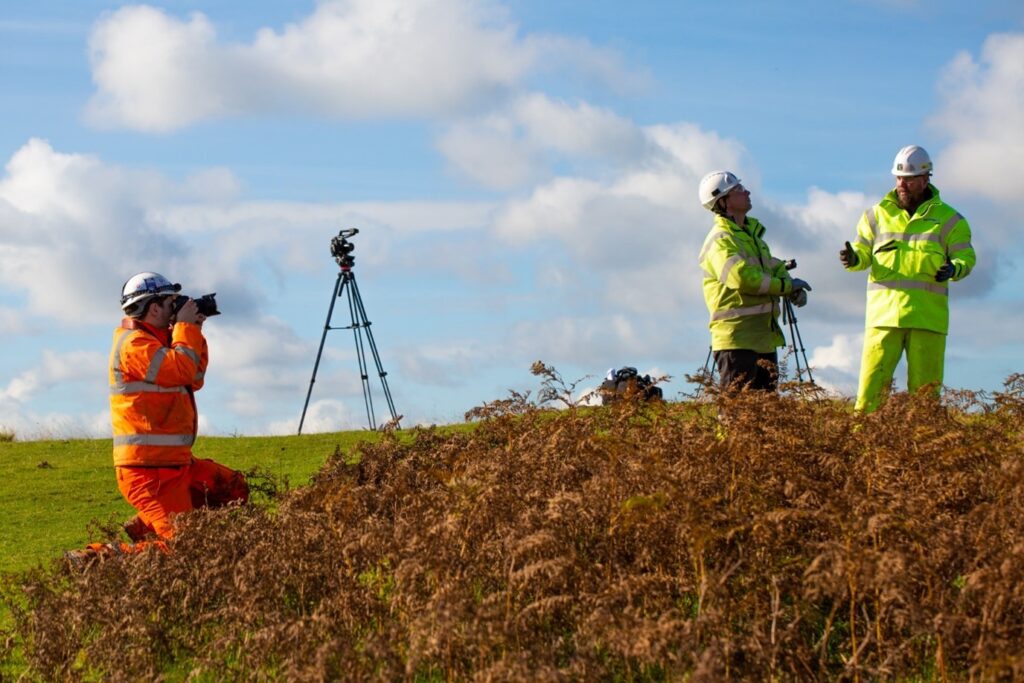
935,260,955,282
790,278,812,293
790,289,808,307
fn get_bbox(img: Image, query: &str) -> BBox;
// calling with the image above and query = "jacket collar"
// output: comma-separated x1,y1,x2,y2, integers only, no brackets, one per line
714,213,765,238
121,317,172,346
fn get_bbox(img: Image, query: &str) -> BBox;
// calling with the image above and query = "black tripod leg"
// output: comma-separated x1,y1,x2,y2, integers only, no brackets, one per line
298,272,344,435
791,310,815,384
342,273,376,430
349,276,400,426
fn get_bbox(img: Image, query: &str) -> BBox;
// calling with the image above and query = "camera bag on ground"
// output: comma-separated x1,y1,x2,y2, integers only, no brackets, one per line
599,367,663,405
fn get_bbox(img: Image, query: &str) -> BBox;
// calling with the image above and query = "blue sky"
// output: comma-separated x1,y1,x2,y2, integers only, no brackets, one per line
2,0,1023,438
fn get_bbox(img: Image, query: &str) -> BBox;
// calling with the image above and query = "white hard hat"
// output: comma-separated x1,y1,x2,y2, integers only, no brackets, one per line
120,272,181,315
698,171,742,211
891,145,933,177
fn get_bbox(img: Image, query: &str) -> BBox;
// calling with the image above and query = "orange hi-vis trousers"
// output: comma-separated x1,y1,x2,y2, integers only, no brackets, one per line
116,458,249,540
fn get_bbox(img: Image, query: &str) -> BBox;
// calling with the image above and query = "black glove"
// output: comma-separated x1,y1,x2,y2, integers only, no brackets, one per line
791,289,808,307
839,241,858,268
790,278,811,293
935,259,955,282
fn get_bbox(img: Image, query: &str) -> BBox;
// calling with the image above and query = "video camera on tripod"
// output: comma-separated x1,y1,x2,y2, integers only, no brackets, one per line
298,227,400,434
330,228,359,268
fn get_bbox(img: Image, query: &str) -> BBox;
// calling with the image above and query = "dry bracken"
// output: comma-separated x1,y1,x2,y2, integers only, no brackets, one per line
3,369,1024,681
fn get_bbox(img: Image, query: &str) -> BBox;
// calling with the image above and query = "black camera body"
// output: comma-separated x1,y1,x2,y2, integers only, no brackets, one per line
172,293,221,317
330,228,359,268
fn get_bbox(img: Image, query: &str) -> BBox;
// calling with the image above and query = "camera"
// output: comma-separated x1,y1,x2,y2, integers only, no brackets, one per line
330,228,359,268
171,293,221,317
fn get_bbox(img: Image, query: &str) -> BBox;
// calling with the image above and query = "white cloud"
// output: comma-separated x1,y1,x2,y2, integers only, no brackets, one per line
267,398,361,435
0,408,110,441
809,333,863,375
0,138,190,324
85,1,637,131
931,32,1024,204
0,350,106,404
439,93,650,189
394,341,488,387
0,306,26,335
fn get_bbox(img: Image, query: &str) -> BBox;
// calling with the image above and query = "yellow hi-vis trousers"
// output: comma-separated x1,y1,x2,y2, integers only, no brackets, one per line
855,326,946,413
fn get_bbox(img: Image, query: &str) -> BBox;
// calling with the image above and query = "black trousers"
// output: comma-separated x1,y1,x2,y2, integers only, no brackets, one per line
714,350,779,392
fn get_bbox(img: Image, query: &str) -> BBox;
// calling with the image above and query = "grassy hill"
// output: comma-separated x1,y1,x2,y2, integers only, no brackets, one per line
3,373,1024,680
0,431,377,574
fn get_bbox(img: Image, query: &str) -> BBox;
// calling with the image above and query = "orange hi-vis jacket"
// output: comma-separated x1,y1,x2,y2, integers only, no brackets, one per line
109,319,208,467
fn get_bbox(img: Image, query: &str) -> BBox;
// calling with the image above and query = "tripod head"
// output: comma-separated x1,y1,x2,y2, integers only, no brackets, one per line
330,228,359,269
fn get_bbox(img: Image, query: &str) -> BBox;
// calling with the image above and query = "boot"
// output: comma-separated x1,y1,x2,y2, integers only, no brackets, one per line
64,543,119,570
123,515,154,542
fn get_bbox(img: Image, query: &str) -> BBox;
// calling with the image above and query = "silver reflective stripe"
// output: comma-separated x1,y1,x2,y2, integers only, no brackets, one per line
939,213,963,243
864,209,878,238
877,231,942,244
145,347,169,382
110,382,189,395
698,231,730,262
719,254,744,285
702,266,715,279
113,433,195,447
948,241,972,253
767,257,784,268
175,346,201,367
710,302,774,321
756,273,771,295
855,235,872,248
110,329,133,385
195,371,205,382
868,280,948,296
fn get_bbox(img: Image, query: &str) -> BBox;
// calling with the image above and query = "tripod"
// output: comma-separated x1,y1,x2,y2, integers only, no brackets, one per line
781,297,814,384
298,232,399,434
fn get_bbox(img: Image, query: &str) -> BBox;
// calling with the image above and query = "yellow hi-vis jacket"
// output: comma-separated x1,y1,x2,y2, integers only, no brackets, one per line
109,319,208,467
846,185,975,334
699,214,794,353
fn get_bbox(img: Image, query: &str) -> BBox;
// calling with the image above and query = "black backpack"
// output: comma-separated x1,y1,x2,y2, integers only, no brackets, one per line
599,367,663,405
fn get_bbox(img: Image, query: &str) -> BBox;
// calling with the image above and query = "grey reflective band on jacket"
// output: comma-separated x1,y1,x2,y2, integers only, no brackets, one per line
864,209,878,238
876,231,943,245
175,346,201,368
757,273,771,295
111,329,201,393
948,241,972,253
710,302,775,321
110,329,133,386
855,235,873,249
698,231,731,262
718,254,744,284
145,347,169,382
868,280,949,296
113,433,195,447
110,382,189,395
939,213,964,243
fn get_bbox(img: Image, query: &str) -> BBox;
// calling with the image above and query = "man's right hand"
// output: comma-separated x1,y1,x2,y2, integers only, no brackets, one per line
174,299,200,324
839,241,859,268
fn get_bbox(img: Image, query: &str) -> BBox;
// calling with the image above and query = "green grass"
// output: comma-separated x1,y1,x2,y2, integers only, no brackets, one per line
0,429,386,679
0,431,377,575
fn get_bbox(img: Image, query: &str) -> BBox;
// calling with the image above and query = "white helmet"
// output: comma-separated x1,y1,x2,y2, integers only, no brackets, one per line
891,145,933,177
120,272,180,316
698,171,742,211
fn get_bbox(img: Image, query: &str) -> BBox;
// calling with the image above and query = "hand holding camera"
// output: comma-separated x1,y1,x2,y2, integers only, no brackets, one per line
171,293,220,325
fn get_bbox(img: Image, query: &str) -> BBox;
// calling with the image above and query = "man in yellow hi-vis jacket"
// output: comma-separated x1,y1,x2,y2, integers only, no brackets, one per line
699,171,810,391
840,146,975,412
